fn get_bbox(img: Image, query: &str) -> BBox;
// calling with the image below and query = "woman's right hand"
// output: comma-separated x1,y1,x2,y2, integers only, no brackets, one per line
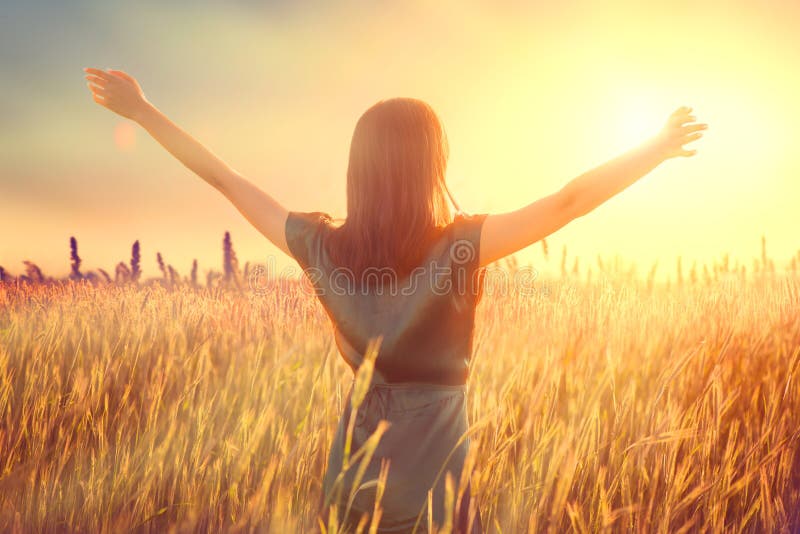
84,67,150,122
651,106,708,159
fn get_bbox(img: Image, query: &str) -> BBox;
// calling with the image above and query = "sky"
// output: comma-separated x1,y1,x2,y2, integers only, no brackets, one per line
1,0,799,280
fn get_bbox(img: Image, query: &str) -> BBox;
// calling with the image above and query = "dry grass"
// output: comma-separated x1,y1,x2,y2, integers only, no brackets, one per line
0,267,799,532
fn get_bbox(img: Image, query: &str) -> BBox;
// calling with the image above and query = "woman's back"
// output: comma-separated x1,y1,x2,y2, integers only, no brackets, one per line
286,210,488,385
286,210,487,532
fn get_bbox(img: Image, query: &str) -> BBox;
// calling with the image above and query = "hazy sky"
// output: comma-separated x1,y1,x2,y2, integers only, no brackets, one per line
2,0,799,279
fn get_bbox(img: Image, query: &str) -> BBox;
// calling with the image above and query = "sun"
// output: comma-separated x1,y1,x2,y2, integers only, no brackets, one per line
615,97,663,149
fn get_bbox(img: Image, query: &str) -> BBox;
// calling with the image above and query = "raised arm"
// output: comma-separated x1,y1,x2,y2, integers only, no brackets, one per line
83,67,290,256
479,106,707,266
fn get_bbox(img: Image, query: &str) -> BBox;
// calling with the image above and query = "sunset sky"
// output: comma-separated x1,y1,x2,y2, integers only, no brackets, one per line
2,0,798,280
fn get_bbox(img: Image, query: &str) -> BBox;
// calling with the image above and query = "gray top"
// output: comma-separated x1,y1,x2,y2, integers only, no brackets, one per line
285,211,488,385
285,211,487,532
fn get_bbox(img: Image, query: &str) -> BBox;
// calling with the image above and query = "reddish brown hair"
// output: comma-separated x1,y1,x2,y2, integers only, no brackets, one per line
326,98,454,281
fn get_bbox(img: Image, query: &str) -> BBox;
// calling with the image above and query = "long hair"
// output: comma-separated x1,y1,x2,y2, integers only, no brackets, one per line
326,98,455,282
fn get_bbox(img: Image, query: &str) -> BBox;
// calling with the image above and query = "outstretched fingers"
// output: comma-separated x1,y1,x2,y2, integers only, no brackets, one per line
91,93,108,107
85,74,107,87
669,106,692,119
682,123,708,134
83,66,147,119
83,67,113,81
86,82,106,93
682,132,704,144
84,68,112,102
670,114,696,127
675,127,705,157
658,105,708,158
83,70,109,108
107,69,135,83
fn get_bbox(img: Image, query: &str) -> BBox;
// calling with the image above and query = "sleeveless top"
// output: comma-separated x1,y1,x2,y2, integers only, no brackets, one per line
284,211,489,386
285,211,488,532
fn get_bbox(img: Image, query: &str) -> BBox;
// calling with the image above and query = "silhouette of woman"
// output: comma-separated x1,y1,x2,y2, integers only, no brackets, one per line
84,67,706,532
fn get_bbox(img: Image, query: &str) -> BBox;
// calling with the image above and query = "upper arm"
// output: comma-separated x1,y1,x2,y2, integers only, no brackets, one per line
217,171,291,256
479,189,579,266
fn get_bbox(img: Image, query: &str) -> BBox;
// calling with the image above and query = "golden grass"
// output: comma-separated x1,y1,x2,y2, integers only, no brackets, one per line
0,269,798,532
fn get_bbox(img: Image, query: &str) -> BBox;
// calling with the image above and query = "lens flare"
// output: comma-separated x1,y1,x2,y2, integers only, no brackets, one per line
114,121,137,152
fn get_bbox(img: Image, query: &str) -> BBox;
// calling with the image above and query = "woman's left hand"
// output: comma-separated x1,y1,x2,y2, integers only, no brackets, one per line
84,67,150,122
651,106,708,160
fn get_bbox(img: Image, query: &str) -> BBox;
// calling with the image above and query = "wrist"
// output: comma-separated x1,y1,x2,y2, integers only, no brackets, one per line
642,134,669,164
133,99,156,125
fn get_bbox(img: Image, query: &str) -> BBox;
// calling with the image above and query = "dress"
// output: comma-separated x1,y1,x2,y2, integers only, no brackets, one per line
285,211,487,533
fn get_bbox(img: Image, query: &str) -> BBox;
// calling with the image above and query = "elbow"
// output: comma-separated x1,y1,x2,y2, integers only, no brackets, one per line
557,187,586,219
211,169,239,196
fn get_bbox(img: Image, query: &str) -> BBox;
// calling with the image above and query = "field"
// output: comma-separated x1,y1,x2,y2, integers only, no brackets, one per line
1,259,799,532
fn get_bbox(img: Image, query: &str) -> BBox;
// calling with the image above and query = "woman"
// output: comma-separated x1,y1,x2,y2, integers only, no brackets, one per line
83,67,706,532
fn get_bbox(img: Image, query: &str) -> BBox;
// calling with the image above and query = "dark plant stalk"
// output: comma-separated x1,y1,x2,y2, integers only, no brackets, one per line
131,240,141,283
168,265,179,287
69,236,82,280
156,252,167,279
223,231,240,287
190,259,198,287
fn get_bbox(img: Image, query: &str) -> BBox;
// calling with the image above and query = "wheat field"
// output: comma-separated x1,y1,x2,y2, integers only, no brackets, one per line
1,257,799,533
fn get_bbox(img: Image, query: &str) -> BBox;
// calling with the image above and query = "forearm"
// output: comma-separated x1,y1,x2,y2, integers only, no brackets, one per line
561,138,665,217
135,102,233,191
